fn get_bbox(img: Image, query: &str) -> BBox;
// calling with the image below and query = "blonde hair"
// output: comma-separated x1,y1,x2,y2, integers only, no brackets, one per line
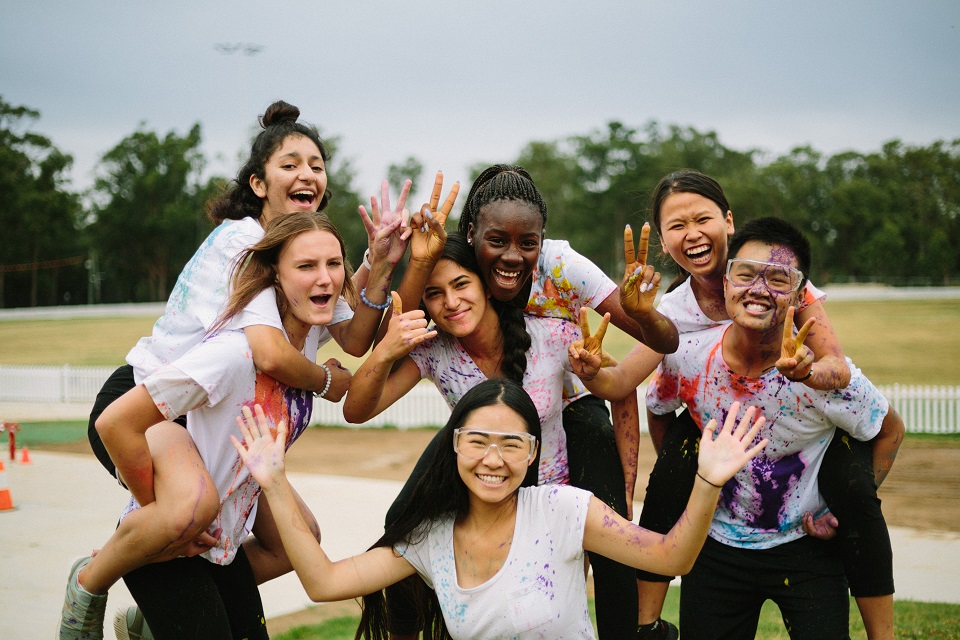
212,211,357,335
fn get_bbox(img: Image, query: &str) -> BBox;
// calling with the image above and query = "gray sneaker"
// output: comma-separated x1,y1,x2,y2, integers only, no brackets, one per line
57,557,107,639
114,606,153,640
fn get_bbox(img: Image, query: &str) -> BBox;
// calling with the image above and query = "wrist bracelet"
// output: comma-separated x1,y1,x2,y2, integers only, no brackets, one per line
784,370,813,383
360,287,392,311
697,471,723,489
313,363,332,399
362,248,372,270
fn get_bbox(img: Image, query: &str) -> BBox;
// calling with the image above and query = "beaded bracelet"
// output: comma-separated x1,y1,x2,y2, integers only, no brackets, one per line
784,370,813,383
360,288,392,311
697,471,723,489
312,362,332,399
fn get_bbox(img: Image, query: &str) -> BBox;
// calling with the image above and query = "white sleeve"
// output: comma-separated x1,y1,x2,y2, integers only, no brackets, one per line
142,364,209,421
825,364,888,442
228,287,283,331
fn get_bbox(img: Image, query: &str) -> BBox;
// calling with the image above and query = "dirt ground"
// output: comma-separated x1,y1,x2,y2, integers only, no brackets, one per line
44,428,960,634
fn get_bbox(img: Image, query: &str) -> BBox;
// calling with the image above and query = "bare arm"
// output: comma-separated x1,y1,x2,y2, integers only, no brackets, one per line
872,405,905,487
572,340,664,402
343,298,435,423
233,407,416,601
243,325,350,401
95,385,165,507
583,404,767,575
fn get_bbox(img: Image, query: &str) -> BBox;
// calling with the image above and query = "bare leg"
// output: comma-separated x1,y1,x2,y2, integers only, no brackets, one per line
637,580,670,626
856,594,894,640
77,421,219,594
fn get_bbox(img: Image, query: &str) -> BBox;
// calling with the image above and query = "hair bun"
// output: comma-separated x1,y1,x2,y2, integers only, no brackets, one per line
259,100,300,128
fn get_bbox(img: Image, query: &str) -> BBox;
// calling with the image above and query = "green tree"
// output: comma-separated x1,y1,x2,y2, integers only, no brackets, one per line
88,123,209,302
319,136,366,268
387,155,424,199
0,96,83,308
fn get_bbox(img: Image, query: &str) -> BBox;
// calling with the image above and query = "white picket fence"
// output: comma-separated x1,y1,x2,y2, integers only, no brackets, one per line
1,365,958,434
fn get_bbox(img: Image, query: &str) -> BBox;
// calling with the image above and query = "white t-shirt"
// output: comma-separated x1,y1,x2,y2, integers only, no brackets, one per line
646,324,887,549
122,326,323,565
657,277,825,334
397,485,596,640
408,316,579,486
125,216,353,383
524,238,618,404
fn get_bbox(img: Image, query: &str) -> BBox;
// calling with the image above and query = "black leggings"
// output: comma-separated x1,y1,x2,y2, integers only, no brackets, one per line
385,395,638,638
636,409,894,597
87,365,186,481
122,547,267,640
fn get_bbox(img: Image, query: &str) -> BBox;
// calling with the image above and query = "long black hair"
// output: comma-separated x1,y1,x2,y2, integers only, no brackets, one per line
428,233,532,385
355,379,542,640
207,100,332,223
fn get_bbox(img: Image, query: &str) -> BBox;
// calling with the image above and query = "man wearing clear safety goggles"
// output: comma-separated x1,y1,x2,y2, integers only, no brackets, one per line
725,258,805,294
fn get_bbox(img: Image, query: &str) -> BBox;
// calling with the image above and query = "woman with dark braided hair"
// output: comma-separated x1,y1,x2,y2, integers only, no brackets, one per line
453,164,681,639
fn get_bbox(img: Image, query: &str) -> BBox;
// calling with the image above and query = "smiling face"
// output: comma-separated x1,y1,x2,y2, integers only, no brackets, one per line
275,229,345,333
422,259,495,337
250,134,328,224
456,403,538,506
724,240,801,333
658,191,734,278
467,200,542,302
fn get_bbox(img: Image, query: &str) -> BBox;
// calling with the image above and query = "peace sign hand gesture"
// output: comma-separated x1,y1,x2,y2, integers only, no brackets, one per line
410,171,459,267
776,306,816,384
620,223,662,317
568,308,613,381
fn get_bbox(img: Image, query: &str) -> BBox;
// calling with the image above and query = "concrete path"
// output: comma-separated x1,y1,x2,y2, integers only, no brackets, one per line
2,451,959,640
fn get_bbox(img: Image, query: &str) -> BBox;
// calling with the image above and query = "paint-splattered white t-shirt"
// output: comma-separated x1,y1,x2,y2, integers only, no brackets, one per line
123,325,322,565
525,238,618,405
396,485,596,640
409,316,580,486
646,324,887,549
125,217,352,383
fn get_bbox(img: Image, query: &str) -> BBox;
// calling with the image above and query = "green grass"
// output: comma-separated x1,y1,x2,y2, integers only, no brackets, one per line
6,420,87,446
3,298,956,384
273,590,960,639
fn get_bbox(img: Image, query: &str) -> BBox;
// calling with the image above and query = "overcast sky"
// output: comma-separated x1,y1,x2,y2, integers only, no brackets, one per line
2,1,958,207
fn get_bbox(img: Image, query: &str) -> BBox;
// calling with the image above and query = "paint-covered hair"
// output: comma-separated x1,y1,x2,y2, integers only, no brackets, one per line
425,233,532,385
456,164,547,236
650,169,731,292
356,379,542,640
210,211,357,334
207,100,332,223
727,216,810,290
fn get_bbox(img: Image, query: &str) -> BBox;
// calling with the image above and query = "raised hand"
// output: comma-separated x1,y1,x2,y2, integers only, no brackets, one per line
359,179,412,269
231,404,288,491
568,308,611,381
620,223,662,317
376,293,437,361
697,402,768,488
776,306,816,382
409,171,459,266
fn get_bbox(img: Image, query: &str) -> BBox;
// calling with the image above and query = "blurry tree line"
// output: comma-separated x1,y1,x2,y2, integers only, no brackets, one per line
2,95,958,308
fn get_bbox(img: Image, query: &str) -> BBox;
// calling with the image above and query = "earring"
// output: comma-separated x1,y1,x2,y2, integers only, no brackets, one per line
467,237,473,245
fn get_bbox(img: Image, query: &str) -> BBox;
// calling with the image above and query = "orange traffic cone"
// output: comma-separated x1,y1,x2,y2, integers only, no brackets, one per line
19,446,31,465
0,459,14,511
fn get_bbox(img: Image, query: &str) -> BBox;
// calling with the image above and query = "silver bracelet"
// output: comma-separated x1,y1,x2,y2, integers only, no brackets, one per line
360,288,392,311
362,248,372,270
313,363,332,399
